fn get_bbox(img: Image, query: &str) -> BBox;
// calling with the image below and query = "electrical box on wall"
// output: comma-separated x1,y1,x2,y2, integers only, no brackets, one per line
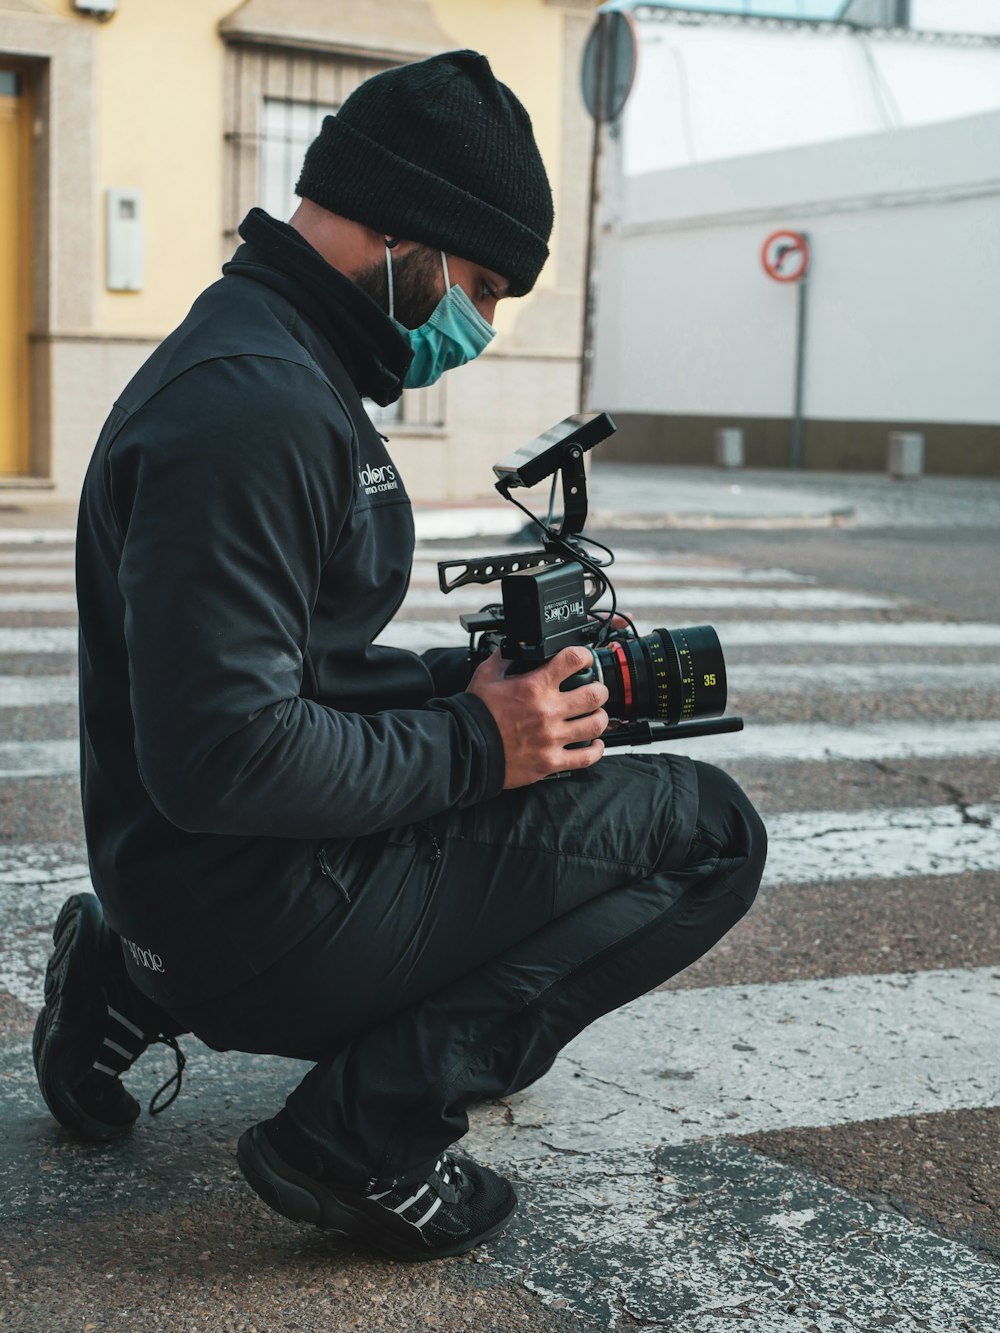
106,188,144,292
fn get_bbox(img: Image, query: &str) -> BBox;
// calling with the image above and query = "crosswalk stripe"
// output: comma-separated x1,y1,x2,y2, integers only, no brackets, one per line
400,585,899,611
8,665,995,706
491,1136,996,1328
0,741,78,777
0,675,77,707
0,844,89,882
0,592,76,612
0,529,75,546
468,965,1000,1157
636,719,1000,764
376,619,1000,652
0,628,76,653
4,721,999,780
2,799,995,895
765,803,1000,883
0,549,74,566
728,662,1000,691
0,569,75,586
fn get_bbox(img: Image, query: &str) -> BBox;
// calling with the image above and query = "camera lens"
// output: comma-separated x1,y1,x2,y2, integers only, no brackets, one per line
593,626,727,725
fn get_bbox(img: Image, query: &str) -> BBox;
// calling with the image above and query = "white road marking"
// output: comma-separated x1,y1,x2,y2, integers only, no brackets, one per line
2,797,994,893
400,585,898,611
0,741,78,778
0,592,76,612
0,843,90,884
1,660,996,704
0,676,76,707
5,721,1000,780
0,847,91,1007
637,719,1000,764
468,965,1000,1160
0,569,75,585
0,529,75,546
491,1137,1000,1330
0,550,74,566
376,618,1000,653
765,802,1000,884
0,628,76,653
466,962,1000,1325
729,662,1000,692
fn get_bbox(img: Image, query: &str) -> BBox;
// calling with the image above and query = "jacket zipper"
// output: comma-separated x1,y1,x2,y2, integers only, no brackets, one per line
316,846,351,904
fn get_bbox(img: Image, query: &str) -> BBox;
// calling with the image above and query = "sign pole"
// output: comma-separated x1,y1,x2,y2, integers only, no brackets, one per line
761,229,811,469
579,15,608,415
579,11,638,413
790,239,809,469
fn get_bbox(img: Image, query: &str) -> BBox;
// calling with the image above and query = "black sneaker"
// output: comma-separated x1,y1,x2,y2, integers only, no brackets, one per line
237,1116,517,1262
33,893,185,1141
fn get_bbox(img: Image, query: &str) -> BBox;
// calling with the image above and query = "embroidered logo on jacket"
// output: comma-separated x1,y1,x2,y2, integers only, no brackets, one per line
358,463,398,496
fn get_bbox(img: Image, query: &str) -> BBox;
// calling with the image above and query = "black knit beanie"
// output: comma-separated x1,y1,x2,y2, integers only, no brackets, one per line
295,50,553,297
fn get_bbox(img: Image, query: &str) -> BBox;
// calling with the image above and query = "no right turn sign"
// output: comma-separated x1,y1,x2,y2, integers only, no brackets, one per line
762,230,810,283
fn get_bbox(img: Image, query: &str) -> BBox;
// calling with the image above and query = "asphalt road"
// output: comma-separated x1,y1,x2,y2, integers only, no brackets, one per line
1,473,998,1332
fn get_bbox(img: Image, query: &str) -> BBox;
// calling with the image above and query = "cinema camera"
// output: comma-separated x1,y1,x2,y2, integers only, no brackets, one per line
437,413,744,749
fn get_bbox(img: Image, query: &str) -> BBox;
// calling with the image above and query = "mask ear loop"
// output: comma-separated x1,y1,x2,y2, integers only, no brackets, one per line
385,242,395,320
441,251,451,292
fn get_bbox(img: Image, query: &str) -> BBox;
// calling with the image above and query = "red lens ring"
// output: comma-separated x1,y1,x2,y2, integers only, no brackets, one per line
609,640,632,710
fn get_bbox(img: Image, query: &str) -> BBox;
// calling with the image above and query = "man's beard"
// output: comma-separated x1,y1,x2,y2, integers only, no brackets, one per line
355,247,444,330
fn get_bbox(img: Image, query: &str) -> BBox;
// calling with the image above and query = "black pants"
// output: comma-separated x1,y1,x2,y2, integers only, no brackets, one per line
138,754,766,1189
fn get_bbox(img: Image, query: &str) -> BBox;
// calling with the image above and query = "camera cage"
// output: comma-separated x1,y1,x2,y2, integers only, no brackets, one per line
435,413,744,748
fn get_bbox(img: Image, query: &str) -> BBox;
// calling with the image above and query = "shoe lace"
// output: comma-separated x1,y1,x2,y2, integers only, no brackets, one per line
148,1035,186,1116
426,1154,467,1207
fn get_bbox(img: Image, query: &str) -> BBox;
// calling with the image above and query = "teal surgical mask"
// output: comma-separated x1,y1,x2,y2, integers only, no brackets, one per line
387,246,495,389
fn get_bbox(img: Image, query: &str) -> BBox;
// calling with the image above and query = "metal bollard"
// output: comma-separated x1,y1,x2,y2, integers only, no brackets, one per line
715,428,745,469
887,432,924,480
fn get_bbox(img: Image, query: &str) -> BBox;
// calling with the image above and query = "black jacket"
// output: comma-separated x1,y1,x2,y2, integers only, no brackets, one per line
76,209,505,1007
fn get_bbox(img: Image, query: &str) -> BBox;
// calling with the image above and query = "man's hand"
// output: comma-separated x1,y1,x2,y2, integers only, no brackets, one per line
466,647,610,789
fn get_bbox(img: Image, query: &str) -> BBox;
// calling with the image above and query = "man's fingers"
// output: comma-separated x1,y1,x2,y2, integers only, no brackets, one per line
545,645,595,684
551,736,605,772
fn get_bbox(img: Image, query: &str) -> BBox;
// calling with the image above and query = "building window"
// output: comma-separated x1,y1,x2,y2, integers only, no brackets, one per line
259,96,335,222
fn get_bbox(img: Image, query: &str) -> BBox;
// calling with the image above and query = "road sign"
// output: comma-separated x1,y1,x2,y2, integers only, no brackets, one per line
761,229,810,283
581,11,638,123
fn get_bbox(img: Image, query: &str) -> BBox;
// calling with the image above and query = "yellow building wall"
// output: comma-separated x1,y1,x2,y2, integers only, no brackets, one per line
26,0,592,498
41,0,233,337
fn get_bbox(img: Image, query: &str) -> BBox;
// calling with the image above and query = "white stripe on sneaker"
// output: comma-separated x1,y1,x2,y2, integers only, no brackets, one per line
102,1037,134,1060
413,1195,444,1229
107,1005,145,1040
393,1182,430,1214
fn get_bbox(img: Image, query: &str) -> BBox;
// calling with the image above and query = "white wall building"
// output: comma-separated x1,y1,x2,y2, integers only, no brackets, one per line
588,2,1000,472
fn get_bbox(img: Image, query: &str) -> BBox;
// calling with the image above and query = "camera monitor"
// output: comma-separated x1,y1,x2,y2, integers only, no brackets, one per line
492,412,616,490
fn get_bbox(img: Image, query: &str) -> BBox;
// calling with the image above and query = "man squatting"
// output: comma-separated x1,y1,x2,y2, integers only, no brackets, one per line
34,51,767,1262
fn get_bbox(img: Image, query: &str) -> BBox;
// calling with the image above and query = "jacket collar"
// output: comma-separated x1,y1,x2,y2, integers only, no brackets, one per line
223,208,412,407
